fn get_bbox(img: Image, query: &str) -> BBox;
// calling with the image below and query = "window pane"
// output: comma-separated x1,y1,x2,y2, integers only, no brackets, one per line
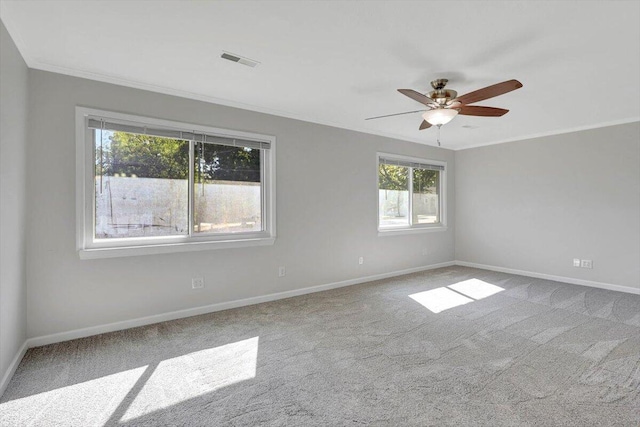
194,143,262,234
94,130,189,239
412,168,439,224
378,164,409,227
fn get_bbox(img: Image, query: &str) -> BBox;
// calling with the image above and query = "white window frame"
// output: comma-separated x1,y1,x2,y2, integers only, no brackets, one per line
76,107,276,259
377,152,447,236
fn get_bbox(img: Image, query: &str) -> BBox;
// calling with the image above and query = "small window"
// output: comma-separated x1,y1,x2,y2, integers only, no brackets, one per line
77,108,275,258
378,154,446,232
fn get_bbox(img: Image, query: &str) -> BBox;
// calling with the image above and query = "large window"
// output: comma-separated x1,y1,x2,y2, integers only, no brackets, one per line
77,108,275,258
378,154,445,232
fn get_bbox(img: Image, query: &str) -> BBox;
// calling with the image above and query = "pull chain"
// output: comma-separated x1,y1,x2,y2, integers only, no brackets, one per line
436,124,442,147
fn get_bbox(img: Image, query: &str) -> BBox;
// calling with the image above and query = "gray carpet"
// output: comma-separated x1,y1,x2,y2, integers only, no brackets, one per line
1,266,639,426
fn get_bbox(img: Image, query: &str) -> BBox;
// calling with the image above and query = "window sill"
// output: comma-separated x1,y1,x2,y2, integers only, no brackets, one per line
378,226,448,237
79,237,276,260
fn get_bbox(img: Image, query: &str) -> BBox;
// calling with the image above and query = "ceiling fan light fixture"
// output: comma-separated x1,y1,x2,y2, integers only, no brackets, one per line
422,108,458,126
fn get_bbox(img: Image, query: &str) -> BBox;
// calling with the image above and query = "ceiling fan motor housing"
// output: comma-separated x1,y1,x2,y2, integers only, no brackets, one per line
430,79,449,90
428,79,457,104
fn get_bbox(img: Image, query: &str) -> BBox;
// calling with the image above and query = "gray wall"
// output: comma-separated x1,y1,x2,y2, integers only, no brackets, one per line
0,21,28,384
26,70,455,338
455,122,640,290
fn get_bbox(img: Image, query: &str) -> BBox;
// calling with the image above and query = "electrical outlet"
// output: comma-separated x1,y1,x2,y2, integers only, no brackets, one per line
573,258,581,267
192,277,204,289
358,256,364,265
581,259,593,269
278,266,286,277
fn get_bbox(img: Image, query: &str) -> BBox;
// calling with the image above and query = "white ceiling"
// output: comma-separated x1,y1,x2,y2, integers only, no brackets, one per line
2,1,639,150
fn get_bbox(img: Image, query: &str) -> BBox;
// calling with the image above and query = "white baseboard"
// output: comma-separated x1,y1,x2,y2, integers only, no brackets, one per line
27,261,456,348
455,260,639,295
0,340,28,398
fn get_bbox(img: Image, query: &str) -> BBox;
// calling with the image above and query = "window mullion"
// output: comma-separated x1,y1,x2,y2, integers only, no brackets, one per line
188,140,195,237
88,128,97,246
437,171,441,224
260,149,266,232
408,167,414,227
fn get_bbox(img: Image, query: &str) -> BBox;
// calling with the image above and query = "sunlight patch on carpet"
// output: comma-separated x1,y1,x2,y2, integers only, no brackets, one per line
410,279,504,313
448,279,504,300
0,366,147,426
121,336,259,422
410,287,474,313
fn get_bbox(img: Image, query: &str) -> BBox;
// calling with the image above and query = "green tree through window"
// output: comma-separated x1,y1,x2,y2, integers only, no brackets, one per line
98,132,261,182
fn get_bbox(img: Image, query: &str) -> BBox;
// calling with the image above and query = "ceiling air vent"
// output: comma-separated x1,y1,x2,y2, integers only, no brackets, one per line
220,51,260,68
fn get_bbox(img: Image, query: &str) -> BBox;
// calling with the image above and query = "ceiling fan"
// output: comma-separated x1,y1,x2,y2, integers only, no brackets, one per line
366,78,523,145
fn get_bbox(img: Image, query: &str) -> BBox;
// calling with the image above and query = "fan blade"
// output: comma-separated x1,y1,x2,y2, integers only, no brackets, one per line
455,79,522,105
458,106,509,117
365,110,424,120
419,120,432,130
398,89,438,107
